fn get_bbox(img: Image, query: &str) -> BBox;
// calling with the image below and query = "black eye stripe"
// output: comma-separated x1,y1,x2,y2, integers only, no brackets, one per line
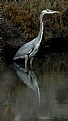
47,10,49,12
46,9,54,12
46,9,49,12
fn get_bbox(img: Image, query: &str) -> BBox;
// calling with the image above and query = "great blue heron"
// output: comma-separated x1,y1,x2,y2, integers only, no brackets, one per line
13,9,60,68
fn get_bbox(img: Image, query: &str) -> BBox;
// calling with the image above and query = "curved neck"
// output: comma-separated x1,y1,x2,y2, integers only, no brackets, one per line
37,14,44,44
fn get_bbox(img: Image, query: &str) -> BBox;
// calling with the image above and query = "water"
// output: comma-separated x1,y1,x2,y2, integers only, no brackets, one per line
0,52,68,121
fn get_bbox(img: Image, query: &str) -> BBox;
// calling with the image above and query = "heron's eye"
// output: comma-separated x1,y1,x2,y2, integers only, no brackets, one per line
47,9,49,12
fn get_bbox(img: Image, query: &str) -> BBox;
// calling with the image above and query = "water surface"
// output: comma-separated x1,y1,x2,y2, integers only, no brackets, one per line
0,52,68,121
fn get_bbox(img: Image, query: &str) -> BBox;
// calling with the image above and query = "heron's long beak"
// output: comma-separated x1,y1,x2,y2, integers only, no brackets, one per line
42,9,61,15
54,11,61,14
49,10,61,14
47,9,61,14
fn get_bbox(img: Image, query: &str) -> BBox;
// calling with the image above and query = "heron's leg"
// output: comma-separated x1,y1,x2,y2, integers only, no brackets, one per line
25,55,28,69
30,57,33,69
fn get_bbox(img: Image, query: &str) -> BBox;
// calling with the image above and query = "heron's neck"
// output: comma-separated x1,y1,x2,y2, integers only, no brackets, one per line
37,14,43,44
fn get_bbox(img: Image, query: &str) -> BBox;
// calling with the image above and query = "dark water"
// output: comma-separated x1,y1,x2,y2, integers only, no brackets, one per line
0,53,68,121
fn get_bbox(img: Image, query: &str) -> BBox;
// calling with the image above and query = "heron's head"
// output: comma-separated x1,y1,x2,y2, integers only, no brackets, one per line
41,9,60,15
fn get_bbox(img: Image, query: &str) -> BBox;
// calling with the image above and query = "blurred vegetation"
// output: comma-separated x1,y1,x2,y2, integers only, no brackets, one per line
53,117,68,121
1,0,68,45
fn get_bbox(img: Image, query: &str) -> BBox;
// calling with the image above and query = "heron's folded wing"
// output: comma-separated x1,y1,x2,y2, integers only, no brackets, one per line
13,42,35,60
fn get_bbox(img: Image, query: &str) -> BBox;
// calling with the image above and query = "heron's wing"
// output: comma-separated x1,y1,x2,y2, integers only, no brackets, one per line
13,41,35,60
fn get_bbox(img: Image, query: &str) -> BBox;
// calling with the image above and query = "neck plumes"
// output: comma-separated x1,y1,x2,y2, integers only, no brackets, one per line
37,14,43,44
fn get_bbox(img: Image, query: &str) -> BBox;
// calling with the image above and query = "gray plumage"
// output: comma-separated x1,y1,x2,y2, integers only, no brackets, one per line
13,9,60,68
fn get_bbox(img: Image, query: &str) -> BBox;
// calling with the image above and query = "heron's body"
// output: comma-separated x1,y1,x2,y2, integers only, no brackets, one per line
13,9,60,68
13,36,40,59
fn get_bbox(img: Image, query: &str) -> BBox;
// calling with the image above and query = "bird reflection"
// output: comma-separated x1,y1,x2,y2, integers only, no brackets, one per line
13,63,40,104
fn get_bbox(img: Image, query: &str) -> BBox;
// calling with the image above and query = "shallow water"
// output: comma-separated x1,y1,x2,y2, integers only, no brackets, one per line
0,52,68,121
